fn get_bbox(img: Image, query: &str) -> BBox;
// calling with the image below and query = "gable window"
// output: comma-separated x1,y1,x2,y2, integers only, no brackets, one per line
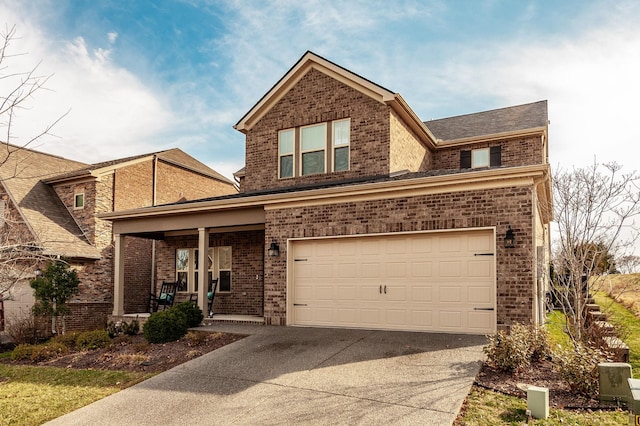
175,247,231,293
279,129,294,179
333,119,350,172
460,146,502,169
300,123,326,175
74,193,84,209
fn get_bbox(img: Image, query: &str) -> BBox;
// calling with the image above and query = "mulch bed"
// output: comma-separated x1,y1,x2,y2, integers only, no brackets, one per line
474,359,621,410
1,331,246,373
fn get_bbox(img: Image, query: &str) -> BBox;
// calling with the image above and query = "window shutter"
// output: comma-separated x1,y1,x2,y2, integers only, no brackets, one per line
460,150,471,169
490,146,502,167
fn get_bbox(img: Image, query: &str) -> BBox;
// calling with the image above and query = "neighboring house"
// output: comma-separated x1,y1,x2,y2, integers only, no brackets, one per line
0,145,236,331
104,51,552,334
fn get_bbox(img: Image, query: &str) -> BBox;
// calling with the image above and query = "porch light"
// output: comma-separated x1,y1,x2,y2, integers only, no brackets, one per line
504,226,516,248
268,241,280,257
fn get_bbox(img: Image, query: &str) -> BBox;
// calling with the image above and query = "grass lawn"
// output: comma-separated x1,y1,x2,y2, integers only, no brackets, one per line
0,364,152,426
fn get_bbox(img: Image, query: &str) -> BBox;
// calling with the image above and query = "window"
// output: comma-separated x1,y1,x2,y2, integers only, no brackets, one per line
301,123,326,175
333,119,350,172
472,148,489,168
279,129,294,178
460,146,502,169
175,247,231,293
74,193,84,209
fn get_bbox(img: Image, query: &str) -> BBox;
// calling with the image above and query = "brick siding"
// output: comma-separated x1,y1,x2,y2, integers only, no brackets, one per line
389,109,431,173
241,68,391,192
65,301,112,331
433,135,544,170
155,161,236,205
264,185,535,327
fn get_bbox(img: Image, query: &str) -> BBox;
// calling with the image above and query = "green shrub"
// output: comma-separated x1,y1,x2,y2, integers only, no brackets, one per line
51,331,81,349
173,302,203,328
143,309,188,343
484,323,553,372
11,344,34,360
76,329,111,350
121,319,140,335
555,342,608,397
12,342,69,362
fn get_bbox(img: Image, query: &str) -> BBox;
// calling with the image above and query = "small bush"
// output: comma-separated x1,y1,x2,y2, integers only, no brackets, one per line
51,331,81,349
143,309,188,343
555,342,608,397
121,319,140,335
5,312,50,345
173,302,203,328
30,342,68,362
185,331,208,346
76,329,111,350
484,323,532,372
527,325,552,362
11,344,34,360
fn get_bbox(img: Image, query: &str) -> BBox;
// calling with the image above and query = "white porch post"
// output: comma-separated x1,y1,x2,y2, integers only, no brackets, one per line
197,227,209,315
113,233,125,316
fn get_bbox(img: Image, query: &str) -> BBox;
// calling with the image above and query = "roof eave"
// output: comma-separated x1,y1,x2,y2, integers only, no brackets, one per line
435,126,548,147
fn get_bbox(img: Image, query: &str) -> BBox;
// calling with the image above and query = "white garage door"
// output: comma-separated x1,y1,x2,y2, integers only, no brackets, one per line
289,230,496,334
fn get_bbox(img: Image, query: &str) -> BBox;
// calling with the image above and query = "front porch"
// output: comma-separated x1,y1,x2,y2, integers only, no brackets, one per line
108,204,268,322
108,313,265,330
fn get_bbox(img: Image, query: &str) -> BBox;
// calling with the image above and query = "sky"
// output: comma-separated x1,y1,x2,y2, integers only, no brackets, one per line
0,0,639,182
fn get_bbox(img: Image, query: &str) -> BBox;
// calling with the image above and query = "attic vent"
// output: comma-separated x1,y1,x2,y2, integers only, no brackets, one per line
389,169,410,178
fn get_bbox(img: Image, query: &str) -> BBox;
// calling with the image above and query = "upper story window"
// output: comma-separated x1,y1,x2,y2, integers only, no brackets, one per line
278,118,350,179
74,193,84,209
460,146,501,169
333,119,350,172
301,123,326,175
279,129,294,179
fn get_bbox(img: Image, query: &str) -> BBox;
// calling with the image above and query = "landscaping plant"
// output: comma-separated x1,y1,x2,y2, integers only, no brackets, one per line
30,260,80,335
143,307,188,343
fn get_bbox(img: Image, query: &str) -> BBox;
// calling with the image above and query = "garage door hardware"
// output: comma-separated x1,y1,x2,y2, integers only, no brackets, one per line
293,303,308,306
474,253,495,256
379,285,387,294
294,258,308,262
474,307,495,311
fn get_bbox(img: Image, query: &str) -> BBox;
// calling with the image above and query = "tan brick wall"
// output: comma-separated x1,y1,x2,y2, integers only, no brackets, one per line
155,161,236,205
389,109,431,173
155,230,264,315
114,160,154,211
241,68,391,192
433,135,545,170
264,185,535,327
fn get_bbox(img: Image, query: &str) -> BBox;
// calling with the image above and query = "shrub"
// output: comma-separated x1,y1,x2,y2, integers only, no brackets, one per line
143,309,188,343
76,329,111,350
173,302,204,328
107,319,140,338
5,312,50,345
484,323,533,372
30,342,68,362
527,325,552,362
185,331,208,346
555,342,608,397
11,344,34,361
51,331,81,349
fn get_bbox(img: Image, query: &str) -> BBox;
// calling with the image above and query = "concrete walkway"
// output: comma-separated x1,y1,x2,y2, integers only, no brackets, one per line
47,325,486,425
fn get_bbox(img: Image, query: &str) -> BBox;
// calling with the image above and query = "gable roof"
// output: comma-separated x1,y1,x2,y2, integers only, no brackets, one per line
0,144,101,259
234,51,438,149
425,100,548,143
44,148,234,185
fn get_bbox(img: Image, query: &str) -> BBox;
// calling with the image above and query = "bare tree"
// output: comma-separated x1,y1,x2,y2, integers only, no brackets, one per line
0,25,66,306
550,161,640,342
617,254,640,274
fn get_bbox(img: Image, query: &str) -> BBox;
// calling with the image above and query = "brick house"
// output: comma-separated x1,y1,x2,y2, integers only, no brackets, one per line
0,146,236,331
104,52,552,334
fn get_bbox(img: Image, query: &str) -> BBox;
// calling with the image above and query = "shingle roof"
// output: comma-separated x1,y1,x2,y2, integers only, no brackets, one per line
425,100,548,141
0,144,101,259
44,148,234,185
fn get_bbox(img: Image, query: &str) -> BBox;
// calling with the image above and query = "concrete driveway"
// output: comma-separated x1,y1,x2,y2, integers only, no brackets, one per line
47,325,486,425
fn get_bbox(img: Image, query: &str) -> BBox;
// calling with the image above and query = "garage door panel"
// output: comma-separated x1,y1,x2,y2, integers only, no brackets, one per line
291,230,495,334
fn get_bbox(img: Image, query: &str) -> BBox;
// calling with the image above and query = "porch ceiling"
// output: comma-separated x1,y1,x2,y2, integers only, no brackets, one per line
112,206,265,236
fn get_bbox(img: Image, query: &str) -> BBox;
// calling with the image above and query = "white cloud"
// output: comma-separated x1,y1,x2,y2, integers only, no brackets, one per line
0,2,174,163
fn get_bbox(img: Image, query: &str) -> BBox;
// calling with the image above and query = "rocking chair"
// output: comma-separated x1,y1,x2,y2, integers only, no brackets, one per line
149,281,178,312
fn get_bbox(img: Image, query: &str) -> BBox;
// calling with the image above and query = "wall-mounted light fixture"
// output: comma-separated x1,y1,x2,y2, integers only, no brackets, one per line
504,226,516,248
34,267,42,277
268,241,280,257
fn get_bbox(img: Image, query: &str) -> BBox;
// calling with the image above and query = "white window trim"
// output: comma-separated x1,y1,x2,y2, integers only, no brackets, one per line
332,118,350,172
74,193,85,209
176,247,230,293
471,148,490,169
300,123,327,176
278,129,295,179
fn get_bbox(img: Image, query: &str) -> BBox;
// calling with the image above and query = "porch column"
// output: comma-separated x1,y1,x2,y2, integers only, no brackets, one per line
113,233,125,316
197,227,209,315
